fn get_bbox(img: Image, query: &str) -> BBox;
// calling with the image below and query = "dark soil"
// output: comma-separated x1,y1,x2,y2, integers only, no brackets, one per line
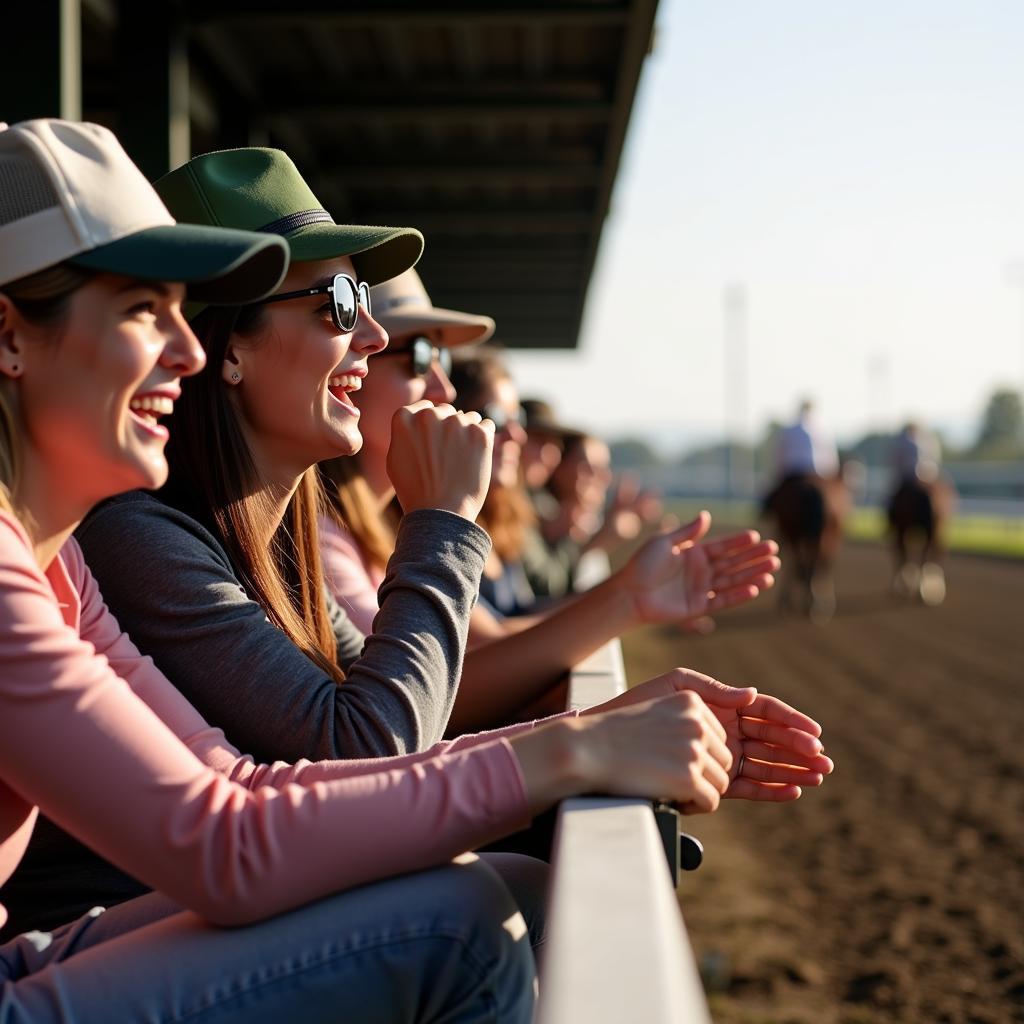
622,542,1024,1024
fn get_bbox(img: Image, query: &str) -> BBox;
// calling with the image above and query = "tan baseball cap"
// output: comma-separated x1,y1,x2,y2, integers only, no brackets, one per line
0,119,287,303
370,268,495,348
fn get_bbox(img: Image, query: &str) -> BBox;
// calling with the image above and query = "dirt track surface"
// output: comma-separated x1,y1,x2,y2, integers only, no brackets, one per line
622,542,1024,1024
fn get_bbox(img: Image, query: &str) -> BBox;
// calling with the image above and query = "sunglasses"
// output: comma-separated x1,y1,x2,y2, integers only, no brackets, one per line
256,272,371,333
476,402,527,433
376,335,453,378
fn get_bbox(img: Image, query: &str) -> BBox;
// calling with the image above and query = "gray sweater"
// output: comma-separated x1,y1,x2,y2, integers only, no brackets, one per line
74,492,490,763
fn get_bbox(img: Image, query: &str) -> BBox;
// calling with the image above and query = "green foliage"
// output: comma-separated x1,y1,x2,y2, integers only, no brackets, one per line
972,388,1024,460
608,437,662,468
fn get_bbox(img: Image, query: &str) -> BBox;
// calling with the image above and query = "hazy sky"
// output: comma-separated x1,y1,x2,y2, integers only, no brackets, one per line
505,0,1024,448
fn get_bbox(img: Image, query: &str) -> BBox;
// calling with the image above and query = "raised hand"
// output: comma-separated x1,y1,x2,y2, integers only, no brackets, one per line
616,511,780,626
387,400,494,522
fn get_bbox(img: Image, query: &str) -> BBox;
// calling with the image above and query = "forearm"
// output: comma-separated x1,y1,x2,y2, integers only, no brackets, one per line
449,575,635,733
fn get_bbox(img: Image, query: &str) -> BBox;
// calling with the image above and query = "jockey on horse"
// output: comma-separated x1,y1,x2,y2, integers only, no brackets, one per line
887,421,950,605
762,401,846,622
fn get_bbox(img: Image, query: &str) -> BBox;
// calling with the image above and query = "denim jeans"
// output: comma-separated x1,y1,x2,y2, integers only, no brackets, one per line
0,853,540,1023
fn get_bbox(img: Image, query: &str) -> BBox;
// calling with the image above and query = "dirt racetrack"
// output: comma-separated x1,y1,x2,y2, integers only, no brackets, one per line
621,541,1024,1024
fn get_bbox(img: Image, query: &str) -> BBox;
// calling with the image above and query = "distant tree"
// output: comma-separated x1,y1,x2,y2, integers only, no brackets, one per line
608,437,661,469
754,421,782,474
845,431,896,467
972,388,1024,459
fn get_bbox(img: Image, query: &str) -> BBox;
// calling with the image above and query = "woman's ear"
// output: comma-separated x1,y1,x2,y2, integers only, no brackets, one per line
222,343,243,386
0,295,25,379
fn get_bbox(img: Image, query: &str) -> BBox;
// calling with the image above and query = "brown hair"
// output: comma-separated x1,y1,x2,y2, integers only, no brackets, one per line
448,346,534,562
0,263,96,516
162,303,342,682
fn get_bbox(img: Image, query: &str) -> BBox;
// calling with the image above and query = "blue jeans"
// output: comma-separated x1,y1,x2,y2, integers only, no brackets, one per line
0,854,540,1023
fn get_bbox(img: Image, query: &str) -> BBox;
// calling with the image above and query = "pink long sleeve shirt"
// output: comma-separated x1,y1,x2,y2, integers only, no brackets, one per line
318,513,385,637
0,511,533,932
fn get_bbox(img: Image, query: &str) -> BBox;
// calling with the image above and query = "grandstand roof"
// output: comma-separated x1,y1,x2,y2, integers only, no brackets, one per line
78,0,658,348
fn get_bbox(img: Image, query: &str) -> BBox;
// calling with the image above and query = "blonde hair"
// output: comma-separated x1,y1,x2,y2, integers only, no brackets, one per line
0,263,96,517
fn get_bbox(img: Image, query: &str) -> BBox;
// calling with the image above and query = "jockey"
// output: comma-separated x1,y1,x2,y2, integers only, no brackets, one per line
891,421,941,486
774,400,839,481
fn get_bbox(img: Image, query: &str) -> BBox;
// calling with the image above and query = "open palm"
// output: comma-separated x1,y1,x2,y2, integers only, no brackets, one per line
619,512,780,625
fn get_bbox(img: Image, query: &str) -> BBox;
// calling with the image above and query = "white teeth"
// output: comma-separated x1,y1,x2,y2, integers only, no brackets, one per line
328,374,361,390
129,396,174,415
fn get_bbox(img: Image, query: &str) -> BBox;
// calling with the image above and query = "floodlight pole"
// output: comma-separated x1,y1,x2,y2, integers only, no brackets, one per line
723,283,748,502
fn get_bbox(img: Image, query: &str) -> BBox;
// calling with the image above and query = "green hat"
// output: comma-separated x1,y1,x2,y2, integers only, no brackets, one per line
154,148,423,287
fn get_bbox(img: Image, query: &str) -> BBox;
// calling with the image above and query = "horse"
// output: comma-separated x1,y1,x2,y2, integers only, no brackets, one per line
886,474,955,606
763,473,850,623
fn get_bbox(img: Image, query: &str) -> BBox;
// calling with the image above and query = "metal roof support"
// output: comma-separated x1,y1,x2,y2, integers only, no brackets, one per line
114,0,190,179
0,0,81,123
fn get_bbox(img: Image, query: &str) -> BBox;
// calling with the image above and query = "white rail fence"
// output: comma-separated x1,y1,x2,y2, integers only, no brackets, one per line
535,554,712,1023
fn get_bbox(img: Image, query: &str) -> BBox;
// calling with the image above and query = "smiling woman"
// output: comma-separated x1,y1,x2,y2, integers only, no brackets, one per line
6,148,526,937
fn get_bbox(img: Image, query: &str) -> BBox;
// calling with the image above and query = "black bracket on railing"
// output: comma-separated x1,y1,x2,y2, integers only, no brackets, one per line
653,802,704,886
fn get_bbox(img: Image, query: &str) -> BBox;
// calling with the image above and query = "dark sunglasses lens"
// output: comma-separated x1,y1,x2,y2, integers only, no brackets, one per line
480,404,525,432
358,281,371,316
438,347,453,376
410,337,433,376
332,275,358,332
481,403,507,431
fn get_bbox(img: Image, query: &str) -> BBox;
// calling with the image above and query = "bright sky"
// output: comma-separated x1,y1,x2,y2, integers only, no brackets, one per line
506,0,1024,450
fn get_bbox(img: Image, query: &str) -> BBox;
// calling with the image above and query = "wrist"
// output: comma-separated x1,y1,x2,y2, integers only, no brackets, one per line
510,717,596,812
605,568,643,628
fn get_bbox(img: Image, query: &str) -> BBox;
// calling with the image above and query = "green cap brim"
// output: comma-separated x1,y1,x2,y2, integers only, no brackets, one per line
285,223,424,287
69,224,288,304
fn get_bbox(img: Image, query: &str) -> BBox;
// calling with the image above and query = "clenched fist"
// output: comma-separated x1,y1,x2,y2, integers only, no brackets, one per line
387,400,495,522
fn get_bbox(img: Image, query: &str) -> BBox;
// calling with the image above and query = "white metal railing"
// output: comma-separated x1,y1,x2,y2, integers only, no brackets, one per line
535,549,712,1022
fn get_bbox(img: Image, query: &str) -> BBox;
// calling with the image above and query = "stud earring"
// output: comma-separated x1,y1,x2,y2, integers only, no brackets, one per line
231,371,241,383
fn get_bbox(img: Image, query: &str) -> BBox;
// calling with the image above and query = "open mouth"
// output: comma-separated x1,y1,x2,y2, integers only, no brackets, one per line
327,373,362,412
128,394,173,438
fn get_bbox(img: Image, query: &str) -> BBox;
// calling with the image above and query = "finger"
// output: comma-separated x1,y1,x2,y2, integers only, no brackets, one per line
706,584,760,611
714,544,781,574
698,710,732,765
457,410,483,425
742,695,823,737
680,775,722,814
401,399,435,415
671,668,756,709
668,511,711,549
701,529,761,558
710,557,781,592
739,717,824,756
739,758,824,787
709,538,778,569
701,748,732,793
725,779,803,802
741,740,833,773
715,556,782,587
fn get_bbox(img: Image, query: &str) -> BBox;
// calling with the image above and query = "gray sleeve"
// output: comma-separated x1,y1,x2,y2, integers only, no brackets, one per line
74,496,489,763
327,589,366,670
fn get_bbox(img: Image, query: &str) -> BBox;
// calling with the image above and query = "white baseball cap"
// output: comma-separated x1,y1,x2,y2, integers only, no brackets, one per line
0,119,287,302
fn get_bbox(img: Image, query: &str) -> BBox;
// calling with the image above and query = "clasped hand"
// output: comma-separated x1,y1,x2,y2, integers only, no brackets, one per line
588,667,833,809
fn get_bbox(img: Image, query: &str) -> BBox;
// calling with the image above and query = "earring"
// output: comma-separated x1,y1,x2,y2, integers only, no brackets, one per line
231,371,241,383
